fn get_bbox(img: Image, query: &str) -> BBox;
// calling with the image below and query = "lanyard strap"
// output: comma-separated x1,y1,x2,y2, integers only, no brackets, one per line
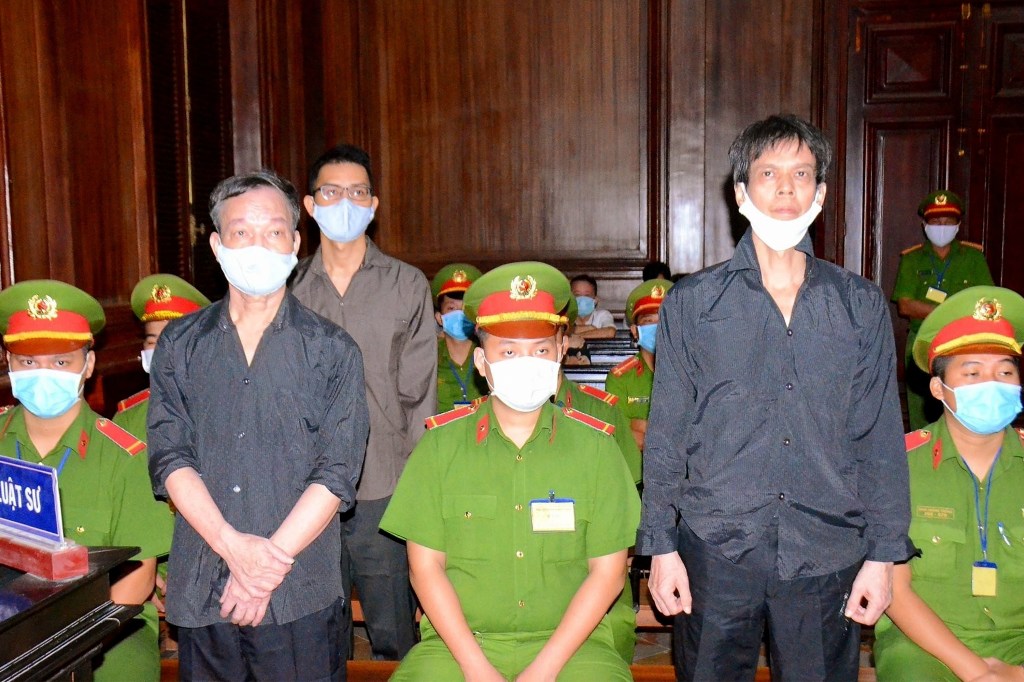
447,360,472,401
963,449,1000,561
16,441,73,477
927,249,953,289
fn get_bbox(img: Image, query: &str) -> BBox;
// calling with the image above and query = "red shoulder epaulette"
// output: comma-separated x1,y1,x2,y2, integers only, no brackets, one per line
425,404,478,430
904,429,932,452
610,356,641,378
578,384,619,406
95,418,146,456
116,388,150,414
470,395,489,408
561,407,615,435
960,240,984,252
900,243,924,256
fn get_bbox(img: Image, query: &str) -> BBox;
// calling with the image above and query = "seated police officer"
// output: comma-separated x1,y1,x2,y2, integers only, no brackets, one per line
874,286,1024,681
381,262,640,681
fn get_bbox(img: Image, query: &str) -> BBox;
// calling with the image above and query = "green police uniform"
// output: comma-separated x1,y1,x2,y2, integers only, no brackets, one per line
436,338,489,413
0,404,174,681
893,242,994,429
873,420,1024,680
381,399,640,681
605,353,654,422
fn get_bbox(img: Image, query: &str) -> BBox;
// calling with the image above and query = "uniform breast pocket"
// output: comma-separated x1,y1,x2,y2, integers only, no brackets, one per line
539,498,591,564
442,494,498,560
910,521,966,579
64,507,113,547
999,524,1024,580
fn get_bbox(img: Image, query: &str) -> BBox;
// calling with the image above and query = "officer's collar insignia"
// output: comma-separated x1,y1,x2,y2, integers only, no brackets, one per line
973,297,1002,321
152,284,173,303
452,270,468,284
509,275,538,301
27,295,58,320
936,194,948,205
651,285,666,300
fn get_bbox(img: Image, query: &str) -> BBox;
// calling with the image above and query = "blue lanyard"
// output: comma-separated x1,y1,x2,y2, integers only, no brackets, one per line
926,249,953,289
16,441,73,477
447,360,472,402
963,449,999,561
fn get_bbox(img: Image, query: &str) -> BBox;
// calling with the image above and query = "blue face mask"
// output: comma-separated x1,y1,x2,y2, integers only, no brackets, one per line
942,380,1022,435
637,324,657,354
312,199,375,243
575,296,596,318
441,310,474,341
10,367,85,419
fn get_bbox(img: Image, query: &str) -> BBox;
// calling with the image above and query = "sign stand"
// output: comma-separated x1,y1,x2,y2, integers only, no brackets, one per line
0,455,89,580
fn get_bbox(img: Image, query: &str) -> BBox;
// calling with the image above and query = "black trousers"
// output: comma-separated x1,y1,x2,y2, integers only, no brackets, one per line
177,597,345,682
673,522,862,682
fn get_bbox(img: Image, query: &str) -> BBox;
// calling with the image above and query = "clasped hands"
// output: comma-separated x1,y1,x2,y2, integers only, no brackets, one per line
217,528,294,626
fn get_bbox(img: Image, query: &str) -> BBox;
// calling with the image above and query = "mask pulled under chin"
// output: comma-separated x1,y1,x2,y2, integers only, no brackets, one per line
738,183,822,252
486,356,559,413
215,242,297,297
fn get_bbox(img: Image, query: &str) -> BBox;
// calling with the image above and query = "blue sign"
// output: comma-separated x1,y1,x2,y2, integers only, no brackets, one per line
0,455,64,545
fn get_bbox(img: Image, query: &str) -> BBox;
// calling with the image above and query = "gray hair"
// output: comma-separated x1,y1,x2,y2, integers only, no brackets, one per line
208,170,301,232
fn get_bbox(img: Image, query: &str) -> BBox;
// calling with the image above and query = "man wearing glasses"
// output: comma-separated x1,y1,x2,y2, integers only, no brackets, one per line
291,144,437,662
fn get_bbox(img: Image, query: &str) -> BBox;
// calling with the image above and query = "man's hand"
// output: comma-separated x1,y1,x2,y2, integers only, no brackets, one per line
648,552,691,616
217,527,294,598
967,659,1024,682
219,574,271,627
149,572,167,613
844,560,893,625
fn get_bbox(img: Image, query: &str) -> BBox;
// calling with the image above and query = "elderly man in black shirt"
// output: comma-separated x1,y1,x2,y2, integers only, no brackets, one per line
638,115,913,681
148,170,369,681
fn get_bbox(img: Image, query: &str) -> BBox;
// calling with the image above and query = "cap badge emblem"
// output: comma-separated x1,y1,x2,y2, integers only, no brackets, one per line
452,269,467,284
651,285,666,300
509,275,538,301
152,284,172,303
935,194,948,205
27,295,58,321
973,297,1002,321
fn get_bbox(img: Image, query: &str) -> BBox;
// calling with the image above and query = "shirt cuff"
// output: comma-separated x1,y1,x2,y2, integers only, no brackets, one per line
635,526,678,556
865,535,917,563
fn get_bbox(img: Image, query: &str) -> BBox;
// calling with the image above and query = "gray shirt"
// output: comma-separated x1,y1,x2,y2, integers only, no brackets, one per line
290,237,437,500
148,293,369,627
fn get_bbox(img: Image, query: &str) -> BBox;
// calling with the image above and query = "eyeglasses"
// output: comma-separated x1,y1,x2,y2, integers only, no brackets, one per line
315,184,373,204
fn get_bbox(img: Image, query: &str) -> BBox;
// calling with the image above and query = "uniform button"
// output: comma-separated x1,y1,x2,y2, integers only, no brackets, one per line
983,606,991,615
931,535,941,544
783,438,791,446
786,329,793,336
243,378,250,385
515,550,524,558
518,600,525,607
76,526,85,534
237,432,245,439
785,382,793,390
778,493,785,500
232,485,241,493
464,511,472,519
516,454,523,462
514,504,523,511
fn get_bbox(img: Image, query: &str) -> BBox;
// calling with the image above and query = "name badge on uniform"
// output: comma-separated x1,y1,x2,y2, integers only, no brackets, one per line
530,491,575,532
972,560,997,597
925,286,948,304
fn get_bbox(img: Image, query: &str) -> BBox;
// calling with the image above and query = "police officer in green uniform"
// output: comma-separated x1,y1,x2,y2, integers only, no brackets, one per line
432,263,490,413
605,279,667,452
114,274,210,439
0,280,174,681
874,285,1024,681
381,262,640,681
892,190,994,430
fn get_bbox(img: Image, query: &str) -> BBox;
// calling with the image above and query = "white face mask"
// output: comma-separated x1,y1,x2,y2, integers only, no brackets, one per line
140,348,155,374
924,223,959,248
485,356,560,413
312,200,375,243
738,183,822,252
214,242,297,297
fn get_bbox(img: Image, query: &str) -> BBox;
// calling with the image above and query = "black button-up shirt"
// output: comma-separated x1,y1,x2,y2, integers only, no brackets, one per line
148,293,369,626
637,230,914,578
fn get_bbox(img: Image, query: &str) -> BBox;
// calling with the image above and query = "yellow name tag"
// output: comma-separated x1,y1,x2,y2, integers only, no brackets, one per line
926,286,948,303
530,500,575,532
972,562,997,597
